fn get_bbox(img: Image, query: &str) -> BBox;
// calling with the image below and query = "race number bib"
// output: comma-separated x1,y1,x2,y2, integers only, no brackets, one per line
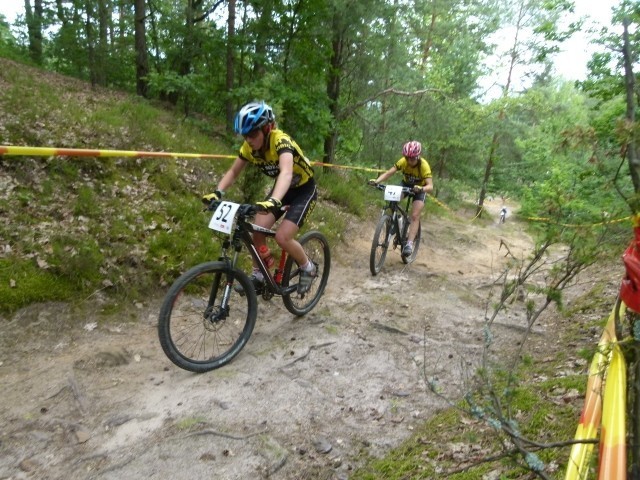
208,201,240,234
384,185,403,202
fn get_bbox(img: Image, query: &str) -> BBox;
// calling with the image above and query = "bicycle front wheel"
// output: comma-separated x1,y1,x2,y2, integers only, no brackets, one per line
282,231,331,316
370,213,392,275
402,220,421,264
158,261,258,372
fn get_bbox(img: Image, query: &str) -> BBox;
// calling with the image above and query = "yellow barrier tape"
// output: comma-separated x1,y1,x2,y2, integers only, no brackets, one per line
0,145,236,159
0,145,388,173
312,160,384,173
428,195,452,212
565,301,625,480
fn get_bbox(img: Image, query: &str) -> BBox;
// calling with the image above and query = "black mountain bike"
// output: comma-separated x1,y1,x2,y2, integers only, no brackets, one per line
158,200,331,373
369,182,421,275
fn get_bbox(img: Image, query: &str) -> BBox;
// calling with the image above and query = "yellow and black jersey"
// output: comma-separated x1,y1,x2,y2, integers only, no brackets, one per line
393,156,432,186
238,129,314,188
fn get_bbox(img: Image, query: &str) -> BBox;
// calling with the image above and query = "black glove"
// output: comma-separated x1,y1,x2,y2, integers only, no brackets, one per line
368,179,378,186
412,185,423,194
202,190,223,205
256,196,282,212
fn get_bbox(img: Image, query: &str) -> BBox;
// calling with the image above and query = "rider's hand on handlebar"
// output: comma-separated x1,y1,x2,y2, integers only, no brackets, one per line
368,179,378,186
412,185,423,194
202,190,223,205
255,196,282,213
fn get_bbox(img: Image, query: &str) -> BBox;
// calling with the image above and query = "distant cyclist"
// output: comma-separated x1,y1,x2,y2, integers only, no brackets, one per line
369,141,434,257
202,101,317,294
500,206,507,224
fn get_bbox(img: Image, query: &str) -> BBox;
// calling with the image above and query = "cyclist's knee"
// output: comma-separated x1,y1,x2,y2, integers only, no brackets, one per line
274,229,295,248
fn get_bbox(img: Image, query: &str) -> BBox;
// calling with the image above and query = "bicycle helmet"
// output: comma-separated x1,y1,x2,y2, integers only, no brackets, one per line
402,141,422,158
234,101,275,135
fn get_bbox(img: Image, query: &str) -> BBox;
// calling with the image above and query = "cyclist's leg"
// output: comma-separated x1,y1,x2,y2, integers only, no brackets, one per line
277,182,317,293
276,181,317,267
234,210,276,294
407,199,424,243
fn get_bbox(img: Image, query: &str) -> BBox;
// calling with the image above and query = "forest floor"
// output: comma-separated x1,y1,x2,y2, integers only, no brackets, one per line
0,199,623,480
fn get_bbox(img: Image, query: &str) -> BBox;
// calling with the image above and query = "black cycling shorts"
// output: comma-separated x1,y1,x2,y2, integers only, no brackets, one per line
273,179,317,228
401,182,427,203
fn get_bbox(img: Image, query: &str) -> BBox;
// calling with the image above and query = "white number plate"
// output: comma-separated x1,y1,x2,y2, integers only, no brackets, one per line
384,185,403,201
208,201,240,234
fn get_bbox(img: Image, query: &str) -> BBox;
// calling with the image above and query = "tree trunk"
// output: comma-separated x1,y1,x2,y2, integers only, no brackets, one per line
622,18,640,475
323,10,344,165
252,0,273,77
134,0,149,97
96,0,109,86
225,0,236,130
476,0,523,217
622,18,640,207
24,0,43,64
85,0,97,86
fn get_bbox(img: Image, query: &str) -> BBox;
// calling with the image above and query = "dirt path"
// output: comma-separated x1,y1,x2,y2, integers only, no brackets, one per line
0,200,537,480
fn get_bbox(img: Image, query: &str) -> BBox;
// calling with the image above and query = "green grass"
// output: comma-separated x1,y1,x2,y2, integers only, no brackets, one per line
0,258,76,314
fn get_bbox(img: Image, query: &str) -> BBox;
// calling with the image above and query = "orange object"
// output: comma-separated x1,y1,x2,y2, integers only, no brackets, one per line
258,245,275,269
565,301,625,480
621,225,640,312
597,343,627,480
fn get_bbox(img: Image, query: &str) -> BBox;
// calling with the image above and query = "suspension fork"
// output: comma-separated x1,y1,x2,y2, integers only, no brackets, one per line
209,244,241,315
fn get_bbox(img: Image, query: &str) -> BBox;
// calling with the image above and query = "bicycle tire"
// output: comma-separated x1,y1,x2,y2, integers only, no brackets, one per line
370,213,392,275
282,231,331,316
401,220,421,264
158,261,258,372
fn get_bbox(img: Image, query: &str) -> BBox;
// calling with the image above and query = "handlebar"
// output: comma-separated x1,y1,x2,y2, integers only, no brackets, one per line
368,182,417,197
205,200,289,216
205,200,258,217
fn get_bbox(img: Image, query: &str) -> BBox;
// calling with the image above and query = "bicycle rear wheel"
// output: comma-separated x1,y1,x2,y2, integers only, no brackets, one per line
158,261,258,372
370,213,392,275
401,220,421,264
282,231,331,316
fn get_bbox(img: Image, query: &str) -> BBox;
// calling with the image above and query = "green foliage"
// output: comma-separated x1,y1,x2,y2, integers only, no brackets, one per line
0,14,23,61
316,169,369,216
0,258,75,314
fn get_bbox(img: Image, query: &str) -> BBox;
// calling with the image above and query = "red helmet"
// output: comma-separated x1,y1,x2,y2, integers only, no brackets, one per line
402,141,422,158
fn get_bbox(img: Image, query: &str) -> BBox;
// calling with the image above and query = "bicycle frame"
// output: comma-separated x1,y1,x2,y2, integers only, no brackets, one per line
219,215,297,297
379,186,415,244
384,197,411,235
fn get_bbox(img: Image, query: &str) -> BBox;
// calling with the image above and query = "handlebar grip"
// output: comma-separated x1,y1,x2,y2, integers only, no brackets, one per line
206,199,222,211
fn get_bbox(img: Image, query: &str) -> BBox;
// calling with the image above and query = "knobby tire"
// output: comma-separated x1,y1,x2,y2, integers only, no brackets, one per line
401,220,421,264
158,261,258,372
370,213,392,275
282,231,331,316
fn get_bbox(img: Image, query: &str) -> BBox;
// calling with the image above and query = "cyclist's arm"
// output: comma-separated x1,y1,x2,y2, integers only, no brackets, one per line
217,157,247,192
374,165,398,184
271,151,294,201
421,177,434,194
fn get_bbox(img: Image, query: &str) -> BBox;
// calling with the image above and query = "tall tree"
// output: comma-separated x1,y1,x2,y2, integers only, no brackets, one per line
24,0,44,64
476,0,579,217
134,0,149,97
96,0,109,86
225,0,236,128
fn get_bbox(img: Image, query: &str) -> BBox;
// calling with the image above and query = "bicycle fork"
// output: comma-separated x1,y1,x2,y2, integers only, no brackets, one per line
207,252,241,320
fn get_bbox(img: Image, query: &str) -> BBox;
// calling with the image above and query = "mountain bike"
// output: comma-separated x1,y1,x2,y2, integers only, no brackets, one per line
368,182,421,275
158,200,331,373
499,208,507,224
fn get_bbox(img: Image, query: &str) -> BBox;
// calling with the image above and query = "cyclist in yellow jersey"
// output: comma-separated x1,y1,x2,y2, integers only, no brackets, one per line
370,141,433,257
203,101,317,294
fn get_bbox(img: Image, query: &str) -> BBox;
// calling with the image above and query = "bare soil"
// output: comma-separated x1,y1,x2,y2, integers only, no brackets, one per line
0,200,619,480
